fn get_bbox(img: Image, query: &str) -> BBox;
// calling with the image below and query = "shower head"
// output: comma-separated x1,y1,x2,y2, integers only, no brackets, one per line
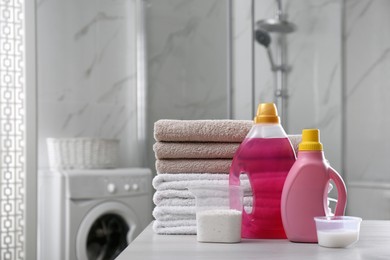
254,29,276,71
255,29,271,47
256,18,296,34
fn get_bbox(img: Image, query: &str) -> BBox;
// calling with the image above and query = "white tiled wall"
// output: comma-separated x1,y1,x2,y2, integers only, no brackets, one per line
345,0,390,183
37,0,390,218
348,182,390,220
231,0,342,171
38,0,342,172
38,0,231,172
231,0,253,120
37,0,140,168
144,0,230,170
253,0,343,172
344,0,390,218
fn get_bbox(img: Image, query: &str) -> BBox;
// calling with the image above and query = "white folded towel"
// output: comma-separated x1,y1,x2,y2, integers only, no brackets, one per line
153,220,196,235
153,206,196,221
153,173,229,190
153,202,253,221
153,190,252,206
153,219,197,228
153,173,250,191
153,190,194,205
155,197,196,207
155,196,253,207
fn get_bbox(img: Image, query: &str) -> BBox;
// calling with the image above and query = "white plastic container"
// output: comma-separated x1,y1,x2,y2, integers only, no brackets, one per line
314,216,362,248
47,137,119,170
188,184,244,243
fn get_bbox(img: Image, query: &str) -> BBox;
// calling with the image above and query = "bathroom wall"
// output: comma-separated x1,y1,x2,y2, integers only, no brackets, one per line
345,0,390,183
144,0,230,170
344,0,390,218
36,0,390,220
231,0,253,120
37,0,242,172
253,0,343,172
37,0,140,168
144,0,343,173
143,0,390,218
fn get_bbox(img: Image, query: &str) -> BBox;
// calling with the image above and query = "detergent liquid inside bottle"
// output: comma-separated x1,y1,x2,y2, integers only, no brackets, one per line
281,129,347,243
229,103,296,239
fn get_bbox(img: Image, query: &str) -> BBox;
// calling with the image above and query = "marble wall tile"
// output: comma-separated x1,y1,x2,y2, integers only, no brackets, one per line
37,0,139,168
254,0,342,171
254,0,277,107
145,0,229,120
232,0,253,120
37,0,347,177
287,0,342,172
345,0,390,182
145,0,230,171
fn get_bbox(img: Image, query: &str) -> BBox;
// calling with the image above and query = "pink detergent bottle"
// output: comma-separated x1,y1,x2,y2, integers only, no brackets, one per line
281,129,347,243
229,103,296,239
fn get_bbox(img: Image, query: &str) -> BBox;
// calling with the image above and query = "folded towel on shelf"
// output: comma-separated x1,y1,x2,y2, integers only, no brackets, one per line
153,190,255,206
156,159,232,173
153,203,253,221
153,220,196,235
152,173,250,191
155,196,253,207
153,190,195,204
153,219,197,228
153,173,229,189
154,120,253,142
155,197,196,207
153,206,196,221
154,135,301,161
153,142,240,159
154,177,229,191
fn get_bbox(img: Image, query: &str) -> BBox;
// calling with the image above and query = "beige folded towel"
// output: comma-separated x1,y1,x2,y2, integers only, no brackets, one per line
154,135,301,159
156,159,231,174
154,119,253,142
153,142,240,159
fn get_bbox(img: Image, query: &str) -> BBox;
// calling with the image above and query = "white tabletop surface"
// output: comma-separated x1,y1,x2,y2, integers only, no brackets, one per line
116,220,390,260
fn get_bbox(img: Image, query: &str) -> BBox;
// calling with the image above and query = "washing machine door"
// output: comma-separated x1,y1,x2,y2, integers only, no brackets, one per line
76,201,140,260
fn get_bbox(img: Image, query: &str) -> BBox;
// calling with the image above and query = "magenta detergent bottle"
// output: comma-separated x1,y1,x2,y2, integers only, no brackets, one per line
229,103,296,239
281,129,347,243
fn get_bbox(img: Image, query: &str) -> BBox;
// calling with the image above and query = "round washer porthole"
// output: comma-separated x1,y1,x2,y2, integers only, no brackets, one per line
76,201,140,260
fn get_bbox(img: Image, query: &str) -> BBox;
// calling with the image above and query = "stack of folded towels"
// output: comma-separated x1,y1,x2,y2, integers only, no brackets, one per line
152,119,301,235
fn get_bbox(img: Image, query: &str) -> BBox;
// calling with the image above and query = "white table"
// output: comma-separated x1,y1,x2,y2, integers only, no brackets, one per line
116,221,390,259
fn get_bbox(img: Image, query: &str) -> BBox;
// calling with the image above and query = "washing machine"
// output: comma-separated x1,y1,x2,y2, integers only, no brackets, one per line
38,168,153,260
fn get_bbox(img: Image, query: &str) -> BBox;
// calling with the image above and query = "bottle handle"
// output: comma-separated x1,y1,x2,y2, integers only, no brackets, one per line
229,163,247,213
328,167,347,216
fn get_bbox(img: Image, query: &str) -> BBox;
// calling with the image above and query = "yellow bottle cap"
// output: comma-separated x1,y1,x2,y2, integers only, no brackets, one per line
254,103,280,124
299,129,323,151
